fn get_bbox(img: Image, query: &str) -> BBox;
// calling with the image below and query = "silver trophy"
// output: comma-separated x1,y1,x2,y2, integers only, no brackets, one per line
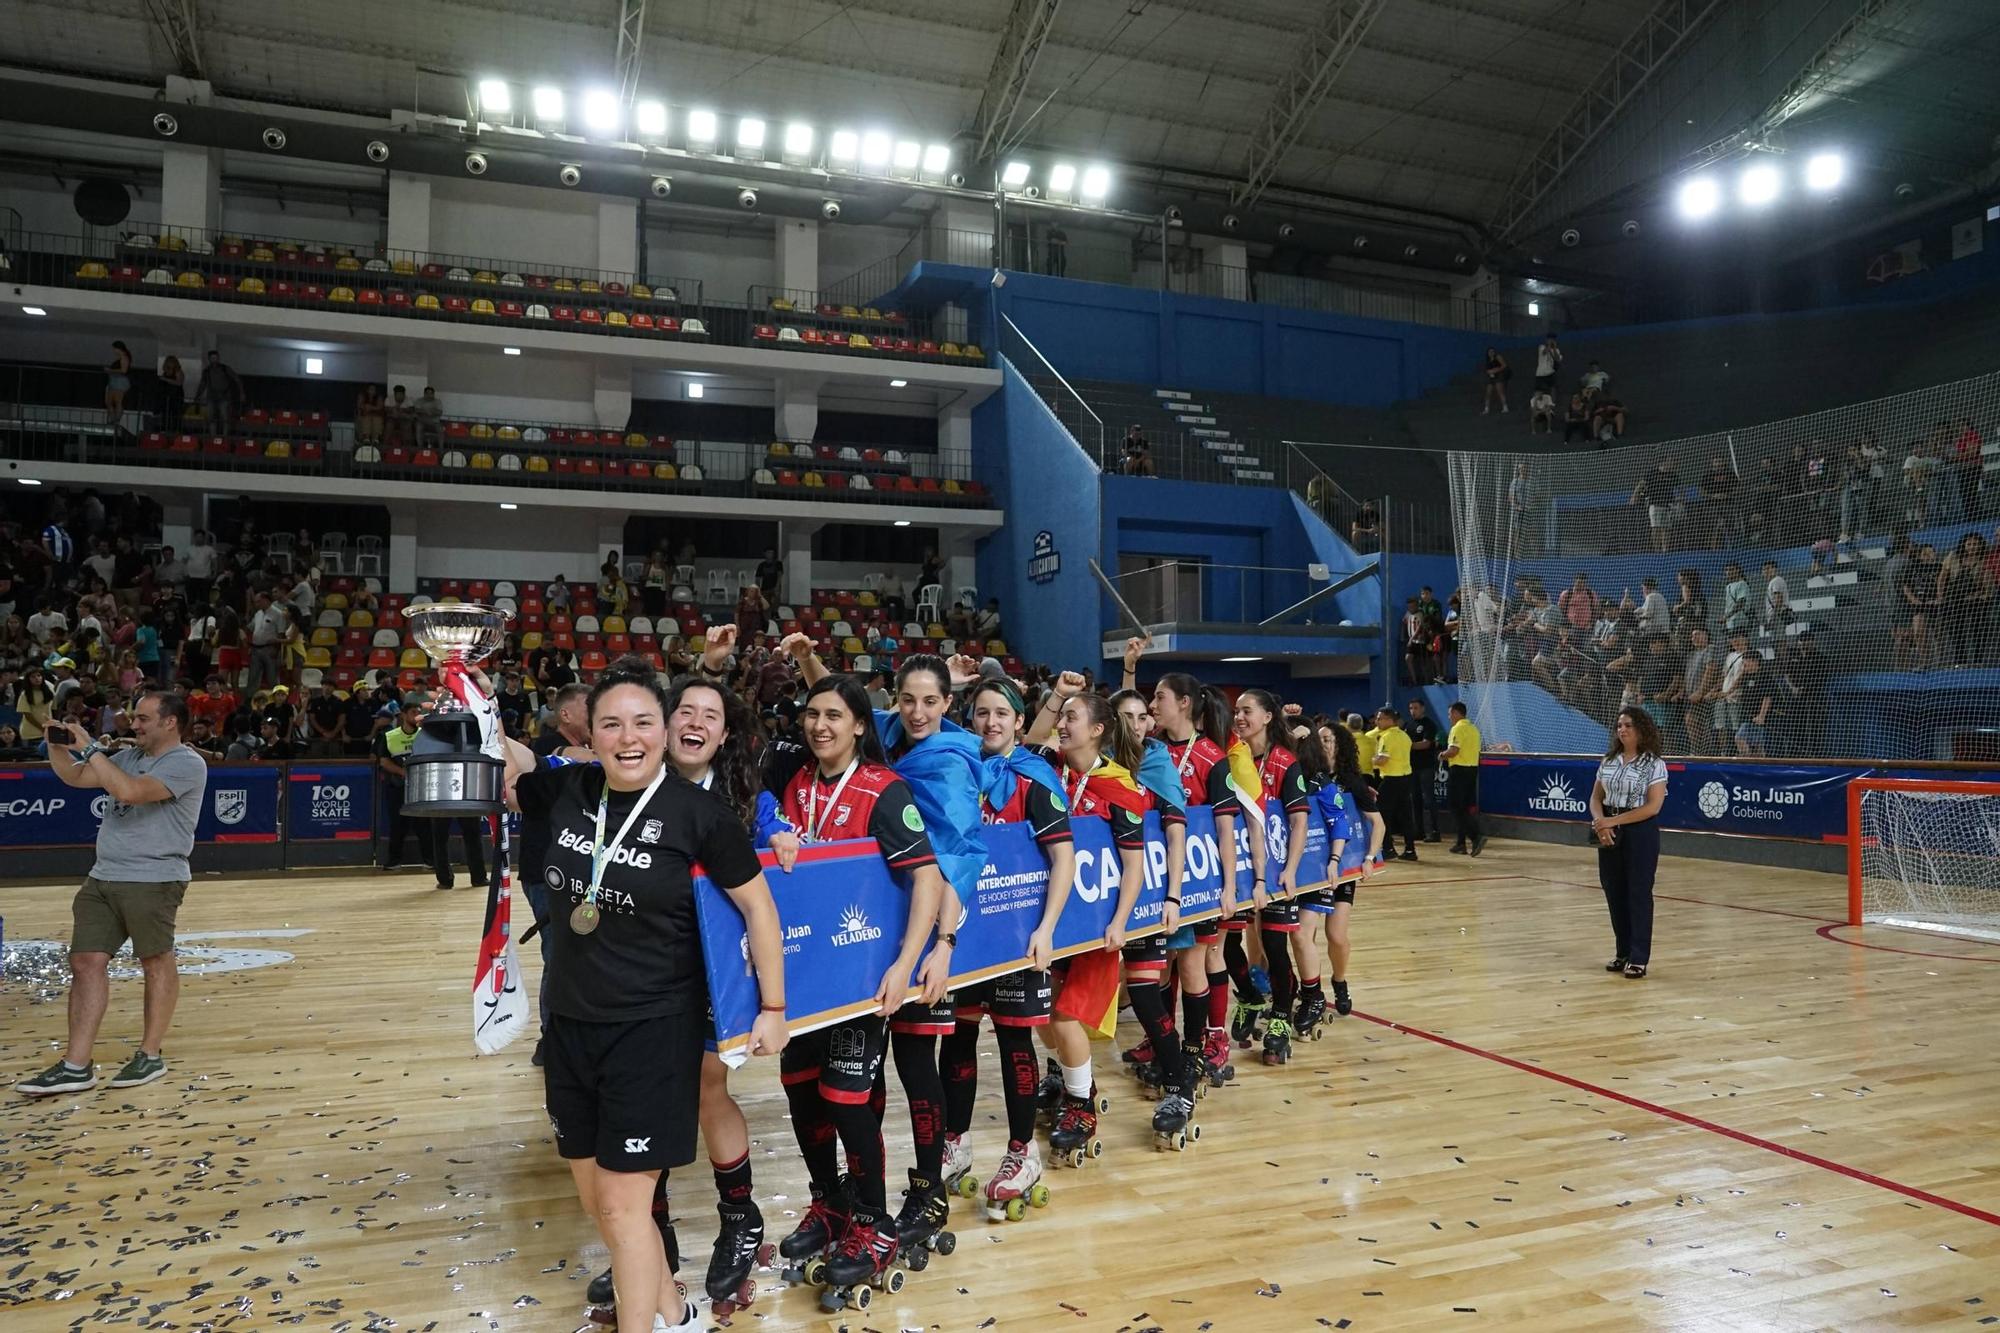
402,602,510,816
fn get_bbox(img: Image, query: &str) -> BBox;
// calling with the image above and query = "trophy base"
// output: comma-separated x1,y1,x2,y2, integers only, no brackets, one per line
404,752,505,817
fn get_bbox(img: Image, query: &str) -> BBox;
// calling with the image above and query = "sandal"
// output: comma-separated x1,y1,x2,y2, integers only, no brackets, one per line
1605,957,1628,973
1623,964,1648,979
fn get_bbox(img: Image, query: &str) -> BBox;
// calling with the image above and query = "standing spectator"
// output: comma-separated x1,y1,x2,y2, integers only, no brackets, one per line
1895,542,1941,669
1629,461,1679,554
1481,347,1510,414
1350,500,1381,554
1733,652,1775,756
1674,626,1718,754
1761,560,1789,629
305,678,345,757
213,603,246,689
878,569,907,622
384,385,414,447
355,385,386,445
412,386,444,447
755,548,784,600
104,341,133,430
342,685,379,757
1559,572,1600,635
256,716,297,761
1046,224,1068,277
157,354,186,432
1508,462,1537,557
183,528,217,607
1950,418,1984,522
247,592,283,692
1937,531,1993,667
1562,393,1591,443
1671,569,1707,635
641,552,670,619
1405,697,1442,844
547,573,571,613
41,509,76,591
1589,707,1666,980
1579,360,1609,403
1635,577,1669,638
1440,701,1485,855
133,609,162,683
1119,425,1156,477
1839,430,1886,542
1402,597,1432,685
734,584,768,638
1528,387,1556,434
28,596,68,650
194,350,242,438
1901,436,1938,526
1533,334,1562,394
1721,561,1751,633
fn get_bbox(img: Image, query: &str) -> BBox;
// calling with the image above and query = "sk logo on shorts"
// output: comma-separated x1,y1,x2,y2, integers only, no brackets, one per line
624,1136,651,1154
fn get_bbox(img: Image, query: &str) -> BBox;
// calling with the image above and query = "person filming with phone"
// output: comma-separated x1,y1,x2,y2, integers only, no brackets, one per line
15,690,209,1097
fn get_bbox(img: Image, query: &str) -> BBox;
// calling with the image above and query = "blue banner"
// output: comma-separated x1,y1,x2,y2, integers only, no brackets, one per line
1475,755,1992,843
286,764,376,841
696,802,1340,1060
0,763,280,847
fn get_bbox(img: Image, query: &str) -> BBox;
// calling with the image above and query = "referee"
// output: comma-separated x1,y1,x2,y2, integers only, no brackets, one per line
1441,701,1486,856
16,690,208,1097
1371,704,1418,861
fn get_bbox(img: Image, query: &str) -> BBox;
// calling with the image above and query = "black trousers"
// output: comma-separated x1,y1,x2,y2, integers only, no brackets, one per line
432,816,489,888
1447,766,1481,844
1376,775,1414,851
1597,816,1659,965
1411,764,1441,838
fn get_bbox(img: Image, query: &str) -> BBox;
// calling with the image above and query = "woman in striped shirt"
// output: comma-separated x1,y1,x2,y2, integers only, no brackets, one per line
1589,707,1668,979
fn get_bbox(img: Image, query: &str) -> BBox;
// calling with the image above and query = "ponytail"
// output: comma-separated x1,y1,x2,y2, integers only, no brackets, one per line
1068,692,1142,774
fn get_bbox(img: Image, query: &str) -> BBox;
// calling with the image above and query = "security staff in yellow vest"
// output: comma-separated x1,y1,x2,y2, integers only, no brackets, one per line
1372,705,1418,861
1442,702,1487,857
375,700,435,876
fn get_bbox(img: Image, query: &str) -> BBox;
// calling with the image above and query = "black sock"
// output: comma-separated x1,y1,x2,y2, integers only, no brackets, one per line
939,1019,981,1137
712,1152,754,1208
1127,981,1182,1074
891,1031,946,1183
1222,936,1255,1001
995,1025,1041,1145
1181,986,1209,1039
783,1073,842,1195
1261,928,1296,1015
824,1095,888,1213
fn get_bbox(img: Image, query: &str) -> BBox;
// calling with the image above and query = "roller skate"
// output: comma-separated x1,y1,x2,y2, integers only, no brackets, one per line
1333,979,1353,1017
1034,1058,1064,1126
891,1170,957,1272
1202,1028,1237,1089
819,1205,905,1313
586,1201,679,1316
1229,994,1270,1049
984,1139,1051,1222
778,1180,848,1287
1150,1056,1201,1152
706,1200,772,1318
1047,1087,1104,1168
943,1131,978,1200
1261,1015,1293,1065
1294,987,1326,1041
1121,1033,1156,1071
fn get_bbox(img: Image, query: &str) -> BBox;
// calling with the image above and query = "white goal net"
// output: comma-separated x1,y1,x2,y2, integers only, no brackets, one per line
1853,780,2000,942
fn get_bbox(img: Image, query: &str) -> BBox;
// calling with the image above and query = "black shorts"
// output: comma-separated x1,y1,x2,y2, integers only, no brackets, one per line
544,1011,703,1171
890,996,956,1036
1122,933,1170,974
953,969,1054,1027
1191,918,1222,943
1331,882,1356,906
1222,908,1254,933
1259,898,1300,931
781,1015,887,1106
1535,372,1556,390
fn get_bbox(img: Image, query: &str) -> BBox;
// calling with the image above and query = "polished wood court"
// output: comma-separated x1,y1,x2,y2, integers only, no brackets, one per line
4,842,1998,1331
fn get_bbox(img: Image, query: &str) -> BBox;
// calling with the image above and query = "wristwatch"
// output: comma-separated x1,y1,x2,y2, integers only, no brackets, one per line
936,930,958,948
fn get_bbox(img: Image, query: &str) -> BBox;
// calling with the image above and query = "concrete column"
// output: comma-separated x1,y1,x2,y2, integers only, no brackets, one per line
597,198,639,281
932,197,997,267
774,374,820,443
938,401,972,482
594,363,633,431
775,219,818,297
159,144,221,240
389,506,419,593
387,173,433,259
943,532,978,609
1194,235,1248,300
783,523,819,608
161,499,195,561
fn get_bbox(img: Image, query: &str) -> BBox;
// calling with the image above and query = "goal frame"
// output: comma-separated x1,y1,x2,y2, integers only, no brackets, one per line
1847,777,2000,928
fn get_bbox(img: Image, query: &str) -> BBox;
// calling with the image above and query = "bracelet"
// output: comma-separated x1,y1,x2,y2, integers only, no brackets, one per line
936,930,958,948
1165,894,1181,905
759,1001,787,1012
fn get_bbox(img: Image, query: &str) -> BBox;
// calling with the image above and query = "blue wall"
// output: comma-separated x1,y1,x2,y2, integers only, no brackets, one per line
973,359,1104,673
903,265,1510,409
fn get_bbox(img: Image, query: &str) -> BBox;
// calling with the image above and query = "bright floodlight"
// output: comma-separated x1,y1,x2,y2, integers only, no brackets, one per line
860,131,892,169
687,108,719,149
531,86,564,122
581,89,620,134
1739,162,1781,207
478,79,511,115
1806,152,1845,192
1048,162,1076,196
784,123,815,158
1080,164,1110,200
1526,301,1540,317
737,117,766,152
1000,160,1031,188
1677,176,1721,220
635,100,668,138
892,140,921,173
922,144,950,176
829,129,859,163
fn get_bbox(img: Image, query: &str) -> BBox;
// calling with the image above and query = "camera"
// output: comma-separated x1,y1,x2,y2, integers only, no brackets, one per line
650,175,672,198
558,163,582,188
153,111,179,137
737,187,758,209
819,199,841,220
262,127,288,151
1621,219,1641,238
366,139,390,164
1561,227,1581,247
465,152,489,176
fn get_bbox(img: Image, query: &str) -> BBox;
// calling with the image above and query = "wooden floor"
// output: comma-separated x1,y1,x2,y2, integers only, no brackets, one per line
4,843,1999,1332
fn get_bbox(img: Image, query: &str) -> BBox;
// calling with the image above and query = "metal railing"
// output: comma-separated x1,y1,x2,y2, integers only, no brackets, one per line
1107,559,1351,628
999,318,1103,469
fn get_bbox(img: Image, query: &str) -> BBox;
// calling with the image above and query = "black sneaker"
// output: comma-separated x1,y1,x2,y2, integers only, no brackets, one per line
530,1038,545,1068
108,1050,167,1089
1448,843,1467,854
16,1059,96,1097
1470,835,1487,857
1398,849,1419,861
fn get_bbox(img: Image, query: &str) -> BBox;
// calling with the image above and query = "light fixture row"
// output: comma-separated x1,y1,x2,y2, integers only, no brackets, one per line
999,158,1112,204
1676,152,1846,221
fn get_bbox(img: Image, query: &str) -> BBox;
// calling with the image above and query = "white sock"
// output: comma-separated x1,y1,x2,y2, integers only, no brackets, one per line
1060,1060,1092,1098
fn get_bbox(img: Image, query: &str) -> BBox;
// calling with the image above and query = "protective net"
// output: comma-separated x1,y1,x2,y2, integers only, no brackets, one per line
1854,781,2000,942
1446,370,2000,761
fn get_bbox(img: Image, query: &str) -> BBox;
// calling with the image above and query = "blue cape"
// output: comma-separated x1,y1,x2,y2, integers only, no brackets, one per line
979,745,1065,812
875,710,990,906
1136,737,1188,814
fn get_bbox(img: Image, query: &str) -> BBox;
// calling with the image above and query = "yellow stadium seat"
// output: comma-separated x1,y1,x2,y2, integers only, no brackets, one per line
400,648,430,669
471,297,496,316
250,246,276,262
470,452,495,469
76,261,109,279
607,310,628,327
961,344,984,360
943,479,963,494
843,637,864,655
335,255,360,271
987,638,1007,654
821,606,839,622
347,609,375,628
265,440,291,458
473,270,498,284
176,270,204,287
928,624,947,639
626,432,647,447
328,286,356,303
847,333,871,349
632,282,654,299
602,616,627,633
322,593,349,610
239,277,267,295
310,627,339,648
393,258,416,274
552,277,576,292
941,341,963,357
579,279,601,293
521,631,544,650
840,304,860,318
470,423,494,439
415,293,441,310
497,425,521,441
653,463,678,480
858,591,878,607
526,456,550,472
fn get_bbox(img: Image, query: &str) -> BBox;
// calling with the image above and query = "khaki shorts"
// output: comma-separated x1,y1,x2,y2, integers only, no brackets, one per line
71,876,188,958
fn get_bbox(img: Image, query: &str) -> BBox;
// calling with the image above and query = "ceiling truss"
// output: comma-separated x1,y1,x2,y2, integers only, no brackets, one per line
139,0,205,80
615,0,648,105
970,0,1064,164
1232,0,1388,209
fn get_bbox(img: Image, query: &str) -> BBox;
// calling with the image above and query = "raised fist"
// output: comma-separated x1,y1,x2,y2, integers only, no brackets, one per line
779,631,814,660
1054,670,1088,698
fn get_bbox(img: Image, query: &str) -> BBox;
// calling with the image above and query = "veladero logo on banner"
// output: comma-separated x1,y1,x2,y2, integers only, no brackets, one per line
1528,774,1590,815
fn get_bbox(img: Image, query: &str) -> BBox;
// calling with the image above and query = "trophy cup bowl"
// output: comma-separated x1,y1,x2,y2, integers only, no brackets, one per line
402,603,511,817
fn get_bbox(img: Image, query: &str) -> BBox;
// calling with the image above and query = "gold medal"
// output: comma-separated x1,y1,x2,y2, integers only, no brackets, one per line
569,901,600,935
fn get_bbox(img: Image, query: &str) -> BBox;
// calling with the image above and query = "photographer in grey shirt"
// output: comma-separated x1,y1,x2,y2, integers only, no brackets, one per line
16,690,208,1097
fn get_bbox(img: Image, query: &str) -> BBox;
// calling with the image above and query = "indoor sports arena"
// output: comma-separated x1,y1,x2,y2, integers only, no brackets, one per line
3,3,2000,1328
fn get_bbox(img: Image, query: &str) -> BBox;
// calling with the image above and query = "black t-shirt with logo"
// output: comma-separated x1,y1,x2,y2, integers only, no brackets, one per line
515,762,762,1023
1406,714,1441,769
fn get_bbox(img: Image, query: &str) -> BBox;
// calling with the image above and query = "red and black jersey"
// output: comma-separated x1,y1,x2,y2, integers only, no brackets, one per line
780,761,937,872
1258,744,1311,816
1046,752,1164,851
1165,735,1234,810
981,772,1073,847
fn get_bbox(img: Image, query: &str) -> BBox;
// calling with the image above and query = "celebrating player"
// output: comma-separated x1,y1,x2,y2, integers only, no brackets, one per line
1231,689,1313,1064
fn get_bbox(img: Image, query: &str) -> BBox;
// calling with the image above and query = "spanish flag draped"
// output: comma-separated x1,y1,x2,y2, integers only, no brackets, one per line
1225,736,1267,818
1057,757,1146,1041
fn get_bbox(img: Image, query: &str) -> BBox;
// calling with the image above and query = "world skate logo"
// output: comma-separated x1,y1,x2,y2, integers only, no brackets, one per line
831,904,883,947
1528,774,1588,814
1697,781,1730,819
